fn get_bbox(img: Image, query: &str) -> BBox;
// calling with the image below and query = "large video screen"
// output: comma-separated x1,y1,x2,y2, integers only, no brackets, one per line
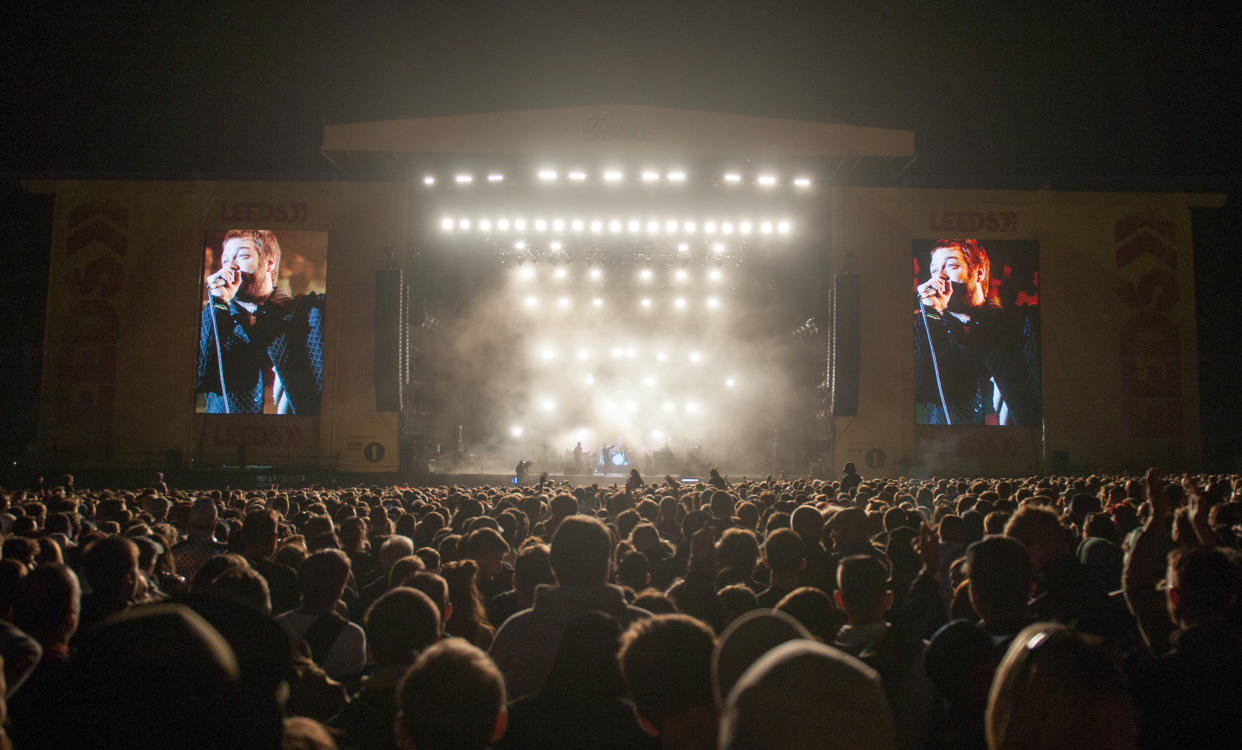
913,238,1041,426
196,229,327,415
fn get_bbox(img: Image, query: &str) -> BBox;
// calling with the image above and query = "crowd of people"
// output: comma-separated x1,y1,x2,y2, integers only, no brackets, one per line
0,466,1237,749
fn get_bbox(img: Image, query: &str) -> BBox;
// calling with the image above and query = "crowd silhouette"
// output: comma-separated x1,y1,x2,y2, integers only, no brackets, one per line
0,466,1237,749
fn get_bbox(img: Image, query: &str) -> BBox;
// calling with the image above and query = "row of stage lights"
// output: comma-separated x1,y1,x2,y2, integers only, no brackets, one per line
522,294,724,312
424,169,813,189
440,216,793,236
517,265,725,282
533,347,730,369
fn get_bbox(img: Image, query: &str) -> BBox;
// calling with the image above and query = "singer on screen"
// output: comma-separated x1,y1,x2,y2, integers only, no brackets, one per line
196,229,325,415
913,238,1040,426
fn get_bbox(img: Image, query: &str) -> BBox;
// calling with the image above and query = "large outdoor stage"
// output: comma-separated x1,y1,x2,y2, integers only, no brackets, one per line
31,105,1210,479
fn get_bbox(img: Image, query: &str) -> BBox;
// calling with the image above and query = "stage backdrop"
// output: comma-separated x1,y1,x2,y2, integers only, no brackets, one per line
832,187,1202,476
37,180,406,472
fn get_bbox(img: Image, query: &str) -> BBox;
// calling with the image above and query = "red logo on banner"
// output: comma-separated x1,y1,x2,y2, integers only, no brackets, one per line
929,211,1020,233
1116,212,1184,456
219,202,309,223
46,202,127,463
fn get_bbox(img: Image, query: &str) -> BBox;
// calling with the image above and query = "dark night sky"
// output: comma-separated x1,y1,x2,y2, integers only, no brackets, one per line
2,1,1240,465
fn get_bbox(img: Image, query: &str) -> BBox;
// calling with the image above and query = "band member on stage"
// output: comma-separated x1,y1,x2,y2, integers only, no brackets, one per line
514,460,531,484
196,230,325,415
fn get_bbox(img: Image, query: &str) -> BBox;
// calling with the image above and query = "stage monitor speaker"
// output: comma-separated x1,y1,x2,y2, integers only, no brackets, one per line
833,273,861,417
375,269,401,412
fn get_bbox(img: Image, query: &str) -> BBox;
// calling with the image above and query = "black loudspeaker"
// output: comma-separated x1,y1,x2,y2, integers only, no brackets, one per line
833,273,861,417
375,269,401,412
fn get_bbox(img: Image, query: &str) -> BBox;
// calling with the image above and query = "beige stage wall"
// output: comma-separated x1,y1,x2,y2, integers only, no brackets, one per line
832,187,1202,476
34,177,1206,476
37,180,406,472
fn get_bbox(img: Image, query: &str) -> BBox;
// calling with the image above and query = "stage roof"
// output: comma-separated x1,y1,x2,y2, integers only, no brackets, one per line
322,104,915,159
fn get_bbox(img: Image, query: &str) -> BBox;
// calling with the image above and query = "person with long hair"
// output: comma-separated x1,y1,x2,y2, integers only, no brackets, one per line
441,559,495,650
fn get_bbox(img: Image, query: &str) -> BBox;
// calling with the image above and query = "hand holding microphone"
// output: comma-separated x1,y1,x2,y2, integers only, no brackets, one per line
206,266,242,304
916,273,953,313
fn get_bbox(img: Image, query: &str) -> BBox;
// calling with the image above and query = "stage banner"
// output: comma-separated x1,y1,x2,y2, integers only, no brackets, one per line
831,187,1200,476
38,180,406,472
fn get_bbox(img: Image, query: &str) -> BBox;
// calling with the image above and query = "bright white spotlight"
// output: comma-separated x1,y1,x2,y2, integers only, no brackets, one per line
538,169,558,181
590,220,603,233
611,346,623,358
625,347,637,359
514,218,527,231
689,351,702,363
760,221,773,235
514,240,527,250
663,401,675,412
646,220,660,234
487,173,504,183
757,174,777,186
589,267,602,280
455,174,473,184
511,425,523,437
684,220,697,233
665,220,678,233
674,269,688,281
440,217,454,231
739,221,752,234
609,220,622,233
592,297,603,308
724,173,742,183
571,219,584,232
685,401,700,413
706,297,720,309
641,298,652,308
642,171,660,182
539,397,556,412
540,346,557,361
535,219,548,232
651,429,664,441
518,266,535,280
712,243,725,254
656,351,668,362
667,171,686,182
524,295,539,309
550,241,563,251
423,176,435,185
722,222,734,235
479,219,492,232
552,219,565,232
498,218,510,231
709,268,723,281
557,296,570,308
553,267,567,279
458,219,471,230
674,296,687,309
576,347,590,361
603,170,623,182
628,219,641,233
584,374,595,385
568,170,587,181
677,243,689,255
778,220,791,234
643,376,656,386
725,377,736,388
640,268,653,281
794,177,812,188
705,221,718,234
